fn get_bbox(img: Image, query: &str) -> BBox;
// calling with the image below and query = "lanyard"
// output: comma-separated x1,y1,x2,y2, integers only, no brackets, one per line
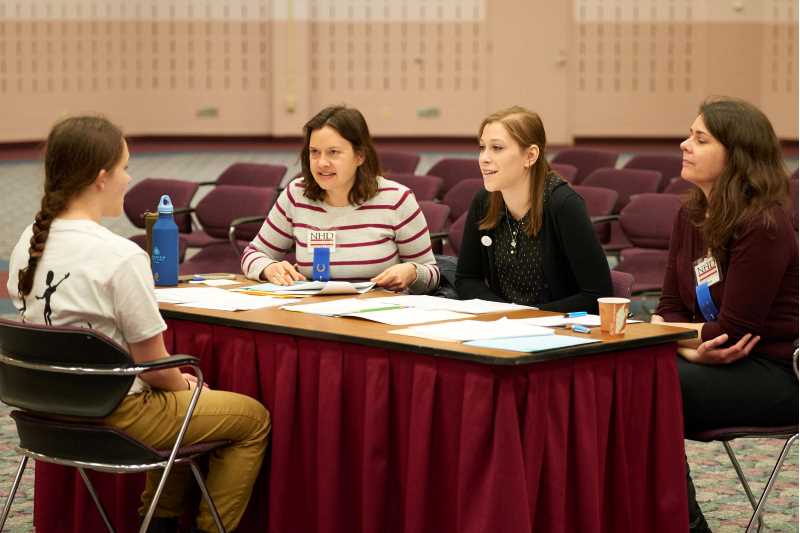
695,282,719,321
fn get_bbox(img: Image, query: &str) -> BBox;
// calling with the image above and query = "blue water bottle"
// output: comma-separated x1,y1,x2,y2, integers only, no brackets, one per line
151,194,179,286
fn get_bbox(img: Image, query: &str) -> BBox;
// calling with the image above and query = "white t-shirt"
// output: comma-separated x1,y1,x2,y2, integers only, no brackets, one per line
7,219,167,394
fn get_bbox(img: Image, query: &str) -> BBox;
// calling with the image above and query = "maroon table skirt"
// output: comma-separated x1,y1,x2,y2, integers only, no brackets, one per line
33,319,687,533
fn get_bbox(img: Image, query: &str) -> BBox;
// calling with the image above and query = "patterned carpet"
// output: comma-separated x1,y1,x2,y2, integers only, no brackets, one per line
0,148,796,532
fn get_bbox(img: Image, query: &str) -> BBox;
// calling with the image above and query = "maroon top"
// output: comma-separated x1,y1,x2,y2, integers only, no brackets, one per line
657,204,799,361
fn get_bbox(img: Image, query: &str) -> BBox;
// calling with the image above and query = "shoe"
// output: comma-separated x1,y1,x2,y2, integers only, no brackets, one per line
689,513,712,533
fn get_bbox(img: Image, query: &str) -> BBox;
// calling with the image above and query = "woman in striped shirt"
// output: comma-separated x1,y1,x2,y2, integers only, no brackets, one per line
241,105,440,293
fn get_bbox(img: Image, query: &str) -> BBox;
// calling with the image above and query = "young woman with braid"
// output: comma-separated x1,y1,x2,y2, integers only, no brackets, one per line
7,116,270,533
652,99,798,532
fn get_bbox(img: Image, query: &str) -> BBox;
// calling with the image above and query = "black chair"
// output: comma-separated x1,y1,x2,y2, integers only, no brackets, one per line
0,318,227,533
686,349,799,533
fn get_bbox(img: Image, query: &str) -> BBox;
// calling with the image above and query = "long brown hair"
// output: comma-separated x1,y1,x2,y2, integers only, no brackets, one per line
300,105,380,205
685,98,789,265
478,106,552,236
17,115,124,297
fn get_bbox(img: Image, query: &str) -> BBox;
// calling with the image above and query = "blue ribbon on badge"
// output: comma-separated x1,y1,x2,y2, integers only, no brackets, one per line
695,282,719,321
312,247,331,282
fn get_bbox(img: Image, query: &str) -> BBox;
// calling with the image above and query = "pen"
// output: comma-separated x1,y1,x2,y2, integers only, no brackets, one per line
564,311,588,318
570,324,592,334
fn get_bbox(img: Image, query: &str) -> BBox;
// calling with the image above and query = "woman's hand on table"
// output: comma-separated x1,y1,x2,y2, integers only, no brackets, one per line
677,332,760,365
371,263,417,291
262,261,306,285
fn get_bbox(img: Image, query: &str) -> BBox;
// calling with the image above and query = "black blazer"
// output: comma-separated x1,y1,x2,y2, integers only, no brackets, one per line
455,182,612,313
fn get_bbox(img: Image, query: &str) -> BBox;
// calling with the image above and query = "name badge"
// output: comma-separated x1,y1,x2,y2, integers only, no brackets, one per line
693,255,721,287
308,230,336,252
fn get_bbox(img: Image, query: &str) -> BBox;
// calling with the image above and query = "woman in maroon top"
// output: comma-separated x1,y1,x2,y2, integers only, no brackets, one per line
653,98,798,532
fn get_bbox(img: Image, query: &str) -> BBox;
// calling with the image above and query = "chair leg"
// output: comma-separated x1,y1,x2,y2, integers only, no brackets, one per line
723,441,764,532
78,468,115,533
0,456,28,531
189,461,226,533
744,434,798,533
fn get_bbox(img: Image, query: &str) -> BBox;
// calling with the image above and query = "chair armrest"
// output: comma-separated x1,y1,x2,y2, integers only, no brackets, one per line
172,206,195,216
135,355,199,373
591,215,619,224
197,180,218,187
429,231,448,255
228,216,266,255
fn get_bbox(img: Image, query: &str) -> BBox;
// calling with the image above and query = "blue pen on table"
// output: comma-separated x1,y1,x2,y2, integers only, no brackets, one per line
564,311,588,318
570,324,592,334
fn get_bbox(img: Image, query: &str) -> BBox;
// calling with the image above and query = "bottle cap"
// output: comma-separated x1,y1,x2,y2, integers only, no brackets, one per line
157,194,174,214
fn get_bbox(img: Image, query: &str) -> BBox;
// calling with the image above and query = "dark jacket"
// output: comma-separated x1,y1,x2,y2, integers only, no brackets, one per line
656,205,798,360
455,182,612,313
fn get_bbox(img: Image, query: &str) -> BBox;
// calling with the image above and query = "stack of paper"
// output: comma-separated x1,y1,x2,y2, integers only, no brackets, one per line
234,280,375,296
368,295,534,314
519,314,642,328
154,287,298,311
390,318,555,342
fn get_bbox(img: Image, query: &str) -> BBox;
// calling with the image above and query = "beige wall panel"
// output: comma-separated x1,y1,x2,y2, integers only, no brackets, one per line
486,0,572,144
0,1,796,142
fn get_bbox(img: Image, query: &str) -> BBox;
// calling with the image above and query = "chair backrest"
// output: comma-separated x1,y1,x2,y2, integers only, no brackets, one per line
427,158,482,196
419,201,450,234
610,270,634,298
123,178,198,233
622,154,683,191
385,173,444,201
549,163,579,182
663,177,697,195
195,185,277,240
216,162,287,188
447,212,468,256
571,185,618,217
0,318,133,418
618,193,682,249
378,150,420,174
550,148,619,184
582,168,663,213
442,178,484,222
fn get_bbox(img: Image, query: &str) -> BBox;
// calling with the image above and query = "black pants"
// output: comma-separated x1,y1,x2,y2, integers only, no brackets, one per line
679,355,798,528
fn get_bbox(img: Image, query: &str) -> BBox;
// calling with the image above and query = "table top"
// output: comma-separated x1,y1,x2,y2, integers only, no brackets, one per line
160,280,695,366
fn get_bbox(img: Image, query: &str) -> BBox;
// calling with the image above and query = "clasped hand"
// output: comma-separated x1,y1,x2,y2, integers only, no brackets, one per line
262,261,417,291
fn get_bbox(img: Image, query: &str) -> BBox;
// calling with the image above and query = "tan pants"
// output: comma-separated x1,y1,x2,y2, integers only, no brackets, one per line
105,389,270,532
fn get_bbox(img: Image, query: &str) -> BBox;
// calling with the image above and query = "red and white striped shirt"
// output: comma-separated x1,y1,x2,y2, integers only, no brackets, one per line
241,177,440,293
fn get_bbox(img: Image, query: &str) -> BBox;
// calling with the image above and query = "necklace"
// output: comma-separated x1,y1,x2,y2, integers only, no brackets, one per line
505,206,519,254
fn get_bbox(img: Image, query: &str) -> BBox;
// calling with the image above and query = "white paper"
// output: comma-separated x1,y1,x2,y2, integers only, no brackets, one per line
464,335,601,352
344,308,473,326
368,295,534,314
389,318,555,342
281,298,405,317
188,278,240,287
520,314,643,328
154,287,231,304
233,280,375,295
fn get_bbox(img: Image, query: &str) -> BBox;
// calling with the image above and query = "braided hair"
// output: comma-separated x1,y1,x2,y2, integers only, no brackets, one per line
17,116,124,297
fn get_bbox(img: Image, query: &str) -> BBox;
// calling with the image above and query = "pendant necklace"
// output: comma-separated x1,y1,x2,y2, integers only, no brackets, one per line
505,206,519,254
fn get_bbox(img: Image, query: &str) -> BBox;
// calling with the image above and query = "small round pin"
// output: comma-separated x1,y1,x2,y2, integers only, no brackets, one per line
481,235,493,247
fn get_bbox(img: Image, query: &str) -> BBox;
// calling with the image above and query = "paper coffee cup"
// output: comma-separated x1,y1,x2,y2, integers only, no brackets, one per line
598,297,630,335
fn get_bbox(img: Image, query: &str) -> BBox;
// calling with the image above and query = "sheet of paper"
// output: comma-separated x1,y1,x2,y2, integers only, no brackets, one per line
464,335,601,352
343,308,473,326
281,298,405,317
368,295,534,314
389,318,554,342
520,314,643,328
234,280,375,295
154,287,231,304
188,278,240,287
